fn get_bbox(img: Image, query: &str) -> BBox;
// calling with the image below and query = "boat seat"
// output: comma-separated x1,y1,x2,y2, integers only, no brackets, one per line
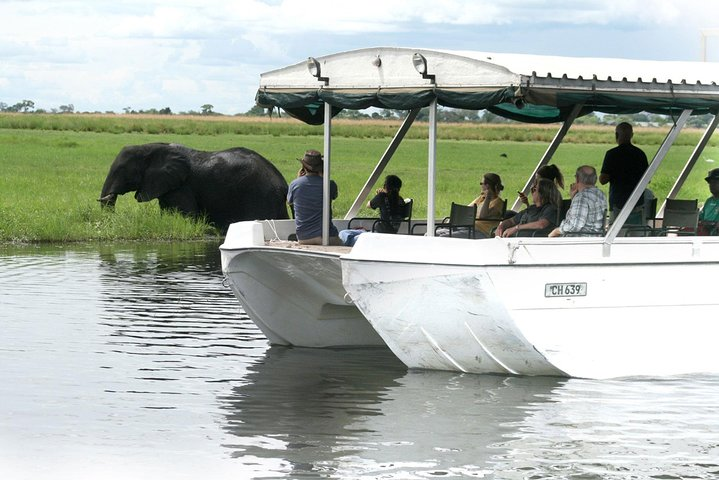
348,198,413,235
438,202,477,238
412,202,477,238
620,198,658,237
558,198,572,224
659,198,699,235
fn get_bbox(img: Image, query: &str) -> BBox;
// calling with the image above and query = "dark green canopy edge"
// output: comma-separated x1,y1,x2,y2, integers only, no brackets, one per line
256,87,719,125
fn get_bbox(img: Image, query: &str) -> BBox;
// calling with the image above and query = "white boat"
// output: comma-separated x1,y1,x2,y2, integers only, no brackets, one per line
222,47,719,377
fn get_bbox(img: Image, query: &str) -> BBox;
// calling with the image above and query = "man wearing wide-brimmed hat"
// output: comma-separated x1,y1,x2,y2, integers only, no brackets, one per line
287,149,341,245
699,168,719,235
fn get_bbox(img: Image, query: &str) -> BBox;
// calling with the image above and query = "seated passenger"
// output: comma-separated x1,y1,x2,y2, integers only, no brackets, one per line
698,168,719,235
339,174,405,246
549,165,607,237
469,172,505,238
496,178,558,237
438,172,505,238
287,149,342,245
519,164,564,210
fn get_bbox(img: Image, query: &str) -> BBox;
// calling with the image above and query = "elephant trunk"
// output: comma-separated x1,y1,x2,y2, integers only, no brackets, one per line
98,193,117,209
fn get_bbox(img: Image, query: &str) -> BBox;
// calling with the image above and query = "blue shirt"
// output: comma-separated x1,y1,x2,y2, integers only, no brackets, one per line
287,175,338,240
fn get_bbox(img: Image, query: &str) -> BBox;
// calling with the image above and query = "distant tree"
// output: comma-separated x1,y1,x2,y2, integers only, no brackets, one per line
158,107,172,115
437,108,480,122
201,104,214,115
480,111,511,123
574,112,601,125
415,108,429,121
0,102,8,111
335,109,371,119
379,108,398,119
18,100,35,112
5,100,36,112
687,113,712,128
123,107,132,114
59,104,75,113
245,105,268,116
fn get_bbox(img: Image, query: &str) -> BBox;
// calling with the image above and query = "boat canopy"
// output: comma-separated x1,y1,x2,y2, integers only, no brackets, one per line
256,47,719,124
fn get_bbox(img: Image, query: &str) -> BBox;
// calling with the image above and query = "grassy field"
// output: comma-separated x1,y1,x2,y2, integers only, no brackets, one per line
1,113,717,242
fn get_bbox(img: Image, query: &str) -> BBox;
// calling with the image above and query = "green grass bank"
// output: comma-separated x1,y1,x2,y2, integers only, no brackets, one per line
1,113,717,243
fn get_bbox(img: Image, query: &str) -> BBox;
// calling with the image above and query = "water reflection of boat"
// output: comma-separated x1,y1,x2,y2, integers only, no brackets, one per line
223,47,719,378
218,346,562,478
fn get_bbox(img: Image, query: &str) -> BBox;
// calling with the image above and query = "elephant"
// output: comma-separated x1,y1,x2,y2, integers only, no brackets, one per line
99,143,289,230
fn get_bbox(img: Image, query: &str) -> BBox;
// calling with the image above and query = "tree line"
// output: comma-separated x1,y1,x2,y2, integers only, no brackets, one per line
1,99,715,128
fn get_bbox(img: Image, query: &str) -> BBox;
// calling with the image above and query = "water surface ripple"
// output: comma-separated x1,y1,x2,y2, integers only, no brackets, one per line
1,243,718,479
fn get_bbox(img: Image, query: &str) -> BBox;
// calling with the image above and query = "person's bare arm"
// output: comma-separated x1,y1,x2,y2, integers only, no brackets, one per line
477,192,495,219
501,218,550,237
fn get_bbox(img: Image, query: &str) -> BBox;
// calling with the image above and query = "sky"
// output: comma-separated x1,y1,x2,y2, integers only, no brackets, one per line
1,0,718,115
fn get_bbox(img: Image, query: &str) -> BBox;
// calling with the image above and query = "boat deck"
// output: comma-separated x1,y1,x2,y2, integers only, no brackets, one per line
265,240,352,254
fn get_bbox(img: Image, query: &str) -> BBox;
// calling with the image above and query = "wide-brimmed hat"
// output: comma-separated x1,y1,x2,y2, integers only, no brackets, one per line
705,168,719,182
298,150,323,173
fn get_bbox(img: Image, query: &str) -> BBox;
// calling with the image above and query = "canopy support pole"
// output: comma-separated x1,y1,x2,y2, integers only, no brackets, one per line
511,103,583,212
344,108,421,219
603,109,692,256
322,102,332,246
427,100,438,236
657,113,719,218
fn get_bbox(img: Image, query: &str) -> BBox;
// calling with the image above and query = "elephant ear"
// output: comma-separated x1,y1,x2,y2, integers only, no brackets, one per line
136,148,190,201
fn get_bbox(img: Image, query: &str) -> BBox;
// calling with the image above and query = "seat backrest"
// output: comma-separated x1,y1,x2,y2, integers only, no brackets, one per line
403,198,413,220
449,202,477,227
643,197,658,227
662,208,699,230
558,198,572,224
665,198,698,212
401,198,413,234
662,198,699,232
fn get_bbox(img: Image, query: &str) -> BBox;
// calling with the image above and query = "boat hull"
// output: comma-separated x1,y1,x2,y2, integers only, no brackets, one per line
220,221,384,347
342,233,719,379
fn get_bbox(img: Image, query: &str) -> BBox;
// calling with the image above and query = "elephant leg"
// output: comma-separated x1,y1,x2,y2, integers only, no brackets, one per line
158,186,200,218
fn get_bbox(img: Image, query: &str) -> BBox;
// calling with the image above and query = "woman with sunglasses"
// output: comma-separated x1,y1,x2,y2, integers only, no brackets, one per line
496,178,559,237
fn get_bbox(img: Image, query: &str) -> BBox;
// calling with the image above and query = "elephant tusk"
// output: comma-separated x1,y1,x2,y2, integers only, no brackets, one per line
98,193,118,208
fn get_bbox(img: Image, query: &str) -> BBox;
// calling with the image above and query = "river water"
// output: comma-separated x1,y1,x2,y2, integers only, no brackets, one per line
1,242,718,480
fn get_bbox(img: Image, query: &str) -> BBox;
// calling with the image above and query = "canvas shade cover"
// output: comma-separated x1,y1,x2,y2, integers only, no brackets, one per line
256,47,719,124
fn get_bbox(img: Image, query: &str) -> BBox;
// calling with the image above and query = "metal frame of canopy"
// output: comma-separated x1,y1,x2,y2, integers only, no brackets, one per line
260,48,719,247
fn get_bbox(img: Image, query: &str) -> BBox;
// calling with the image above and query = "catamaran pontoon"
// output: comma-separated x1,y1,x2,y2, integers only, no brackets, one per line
220,47,719,378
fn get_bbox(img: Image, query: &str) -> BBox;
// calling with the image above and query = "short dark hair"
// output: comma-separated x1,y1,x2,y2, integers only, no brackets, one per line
615,122,633,143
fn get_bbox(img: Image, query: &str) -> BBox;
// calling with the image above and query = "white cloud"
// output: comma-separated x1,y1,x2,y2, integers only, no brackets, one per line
0,0,716,113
